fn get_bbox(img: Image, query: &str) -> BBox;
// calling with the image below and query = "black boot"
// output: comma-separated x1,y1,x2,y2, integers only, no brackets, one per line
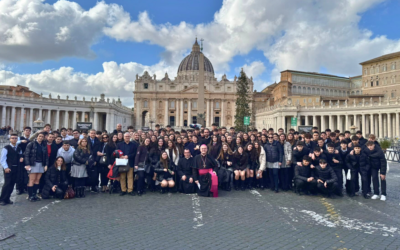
234,180,239,191
81,187,86,198
240,180,246,191
248,177,254,190
27,186,35,202
226,182,231,191
33,184,40,201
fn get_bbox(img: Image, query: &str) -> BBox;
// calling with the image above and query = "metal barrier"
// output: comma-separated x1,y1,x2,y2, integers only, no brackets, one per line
386,146,400,162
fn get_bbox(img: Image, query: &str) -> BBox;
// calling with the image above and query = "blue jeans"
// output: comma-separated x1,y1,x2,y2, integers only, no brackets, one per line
269,168,279,191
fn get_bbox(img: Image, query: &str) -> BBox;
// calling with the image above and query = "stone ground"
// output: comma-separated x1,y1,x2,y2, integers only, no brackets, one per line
0,163,399,250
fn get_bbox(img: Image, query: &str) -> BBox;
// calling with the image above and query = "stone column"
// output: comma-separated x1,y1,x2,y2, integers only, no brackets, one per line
312,115,317,128
329,115,333,130
55,110,60,129
38,109,43,121
188,100,192,126
366,115,370,135
10,107,16,130
47,110,52,124
396,112,400,137
345,115,349,131
110,112,115,131
136,99,141,128
305,115,309,125
73,111,77,129
1,106,6,127
362,114,366,136
221,100,225,127
387,113,392,138
281,115,286,132
383,114,387,138
370,114,375,136
210,100,214,126
64,111,69,128
206,99,210,127
321,115,325,132
164,99,168,126
20,107,25,130
180,99,184,127
94,112,98,130
29,108,34,127
152,99,156,123
378,113,383,139
337,115,341,132
81,111,85,122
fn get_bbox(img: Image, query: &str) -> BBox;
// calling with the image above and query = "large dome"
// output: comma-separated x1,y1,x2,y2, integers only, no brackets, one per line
177,39,214,74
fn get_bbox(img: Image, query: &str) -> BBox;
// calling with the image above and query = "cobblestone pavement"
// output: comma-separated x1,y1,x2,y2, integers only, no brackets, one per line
1,163,400,250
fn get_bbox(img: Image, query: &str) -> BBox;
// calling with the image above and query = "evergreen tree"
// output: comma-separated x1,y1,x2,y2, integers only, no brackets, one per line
234,69,251,131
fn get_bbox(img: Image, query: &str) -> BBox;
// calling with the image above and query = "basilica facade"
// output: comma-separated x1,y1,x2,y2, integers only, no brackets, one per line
133,39,258,129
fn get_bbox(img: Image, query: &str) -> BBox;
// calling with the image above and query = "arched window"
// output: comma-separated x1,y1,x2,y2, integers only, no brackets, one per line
307,87,311,94
293,86,297,93
144,83,148,89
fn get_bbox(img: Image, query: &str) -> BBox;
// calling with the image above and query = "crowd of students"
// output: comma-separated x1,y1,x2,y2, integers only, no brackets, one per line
0,122,388,206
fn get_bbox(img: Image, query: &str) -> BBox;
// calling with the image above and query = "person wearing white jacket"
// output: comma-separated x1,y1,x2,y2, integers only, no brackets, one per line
255,142,266,189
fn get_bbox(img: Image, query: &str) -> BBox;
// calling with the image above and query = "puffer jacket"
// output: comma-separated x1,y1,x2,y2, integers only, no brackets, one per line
263,141,283,163
365,147,387,174
72,147,90,165
315,165,337,183
148,146,163,166
233,152,248,171
24,140,49,166
42,166,68,198
345,152,370,172
294,164,313,181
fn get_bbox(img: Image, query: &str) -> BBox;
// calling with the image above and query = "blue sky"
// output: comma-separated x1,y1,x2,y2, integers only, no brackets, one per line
1,0,399,107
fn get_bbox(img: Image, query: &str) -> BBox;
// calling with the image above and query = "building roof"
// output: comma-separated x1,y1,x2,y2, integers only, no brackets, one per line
281,70,350,80
177,38,214,74
359,51,400,65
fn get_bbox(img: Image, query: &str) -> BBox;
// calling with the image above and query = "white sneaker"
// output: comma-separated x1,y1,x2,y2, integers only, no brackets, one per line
380,195,386,201
371,195,380,200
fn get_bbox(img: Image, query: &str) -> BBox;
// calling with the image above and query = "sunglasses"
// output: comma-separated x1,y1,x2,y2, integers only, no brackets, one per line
268,137,273,139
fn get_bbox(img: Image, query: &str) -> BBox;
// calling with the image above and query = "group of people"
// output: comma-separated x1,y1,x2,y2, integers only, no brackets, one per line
0,122,388,206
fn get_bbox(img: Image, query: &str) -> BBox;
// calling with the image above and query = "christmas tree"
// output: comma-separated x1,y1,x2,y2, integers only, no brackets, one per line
234,69,251,131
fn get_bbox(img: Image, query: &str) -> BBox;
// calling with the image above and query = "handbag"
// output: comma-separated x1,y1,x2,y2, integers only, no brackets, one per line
116,158,130,173
64,187,75,199
99,156,107,165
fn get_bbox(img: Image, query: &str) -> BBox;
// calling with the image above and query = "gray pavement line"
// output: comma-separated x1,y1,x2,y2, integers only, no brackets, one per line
249,190,297,231
190,194,204,229
4,200,61,231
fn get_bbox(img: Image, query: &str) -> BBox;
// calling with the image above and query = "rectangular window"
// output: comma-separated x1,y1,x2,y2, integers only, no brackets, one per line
170,86,175,90
144,83,148,89
371,81,373,87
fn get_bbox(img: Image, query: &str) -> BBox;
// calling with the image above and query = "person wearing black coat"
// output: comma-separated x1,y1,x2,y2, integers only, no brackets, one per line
264,136,283,192
97,134,110,193
71,139,91,198
40,137,63,195
217,143,234,191
325,143,343,196
365,141,387,200
177,149,196,194
147,139,165,191
356,131,368,146
16,127,31,195
154,152,175,194
105,134,119,193
117,134,138,196
337,141,351,194
345,145,370,198
233,146,248,191
187,136,200,157
208,135,222,160
87,129,101,193
24,133,49,202
134,138,151,195
294,156,317,195
41,156,68,199
314,159,338,198
291,141,310,189
245,143,257,190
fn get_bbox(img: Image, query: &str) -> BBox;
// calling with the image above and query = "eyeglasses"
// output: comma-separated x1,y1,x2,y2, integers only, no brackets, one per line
268,137,273,139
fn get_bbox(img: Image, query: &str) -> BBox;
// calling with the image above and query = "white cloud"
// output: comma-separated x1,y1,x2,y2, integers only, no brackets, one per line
236,61,266,79
0,61,175,107
1,0,400,99
0,0,123,62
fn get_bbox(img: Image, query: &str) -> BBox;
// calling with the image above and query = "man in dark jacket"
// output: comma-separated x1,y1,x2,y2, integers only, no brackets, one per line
69,129,80,149
356,131,368,146
345,145,370,199
325,143,343,196
112,123,122,135
177,149,195,194
365,141,387,201
292,141,310,185
315,159,338,198
263,135,283,192
294,156,316,195
87,129,101,192
337,140,350,194
16,127,31,195
117,132,138,196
